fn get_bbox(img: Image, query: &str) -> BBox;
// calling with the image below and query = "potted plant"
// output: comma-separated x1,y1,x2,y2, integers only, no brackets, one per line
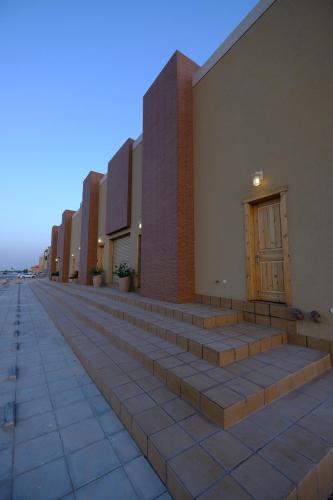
51,271,59,282
114,263,134,292
69,270,78,284
89,267,104,287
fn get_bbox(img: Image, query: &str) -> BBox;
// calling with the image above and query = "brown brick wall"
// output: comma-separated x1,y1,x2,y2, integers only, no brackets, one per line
58,210,75,283
141,51,198,303
48,225,59,279
105,139,134,235
79,171,103,285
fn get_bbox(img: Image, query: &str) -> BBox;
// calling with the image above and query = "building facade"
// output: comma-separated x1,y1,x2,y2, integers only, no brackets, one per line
47,0,333,344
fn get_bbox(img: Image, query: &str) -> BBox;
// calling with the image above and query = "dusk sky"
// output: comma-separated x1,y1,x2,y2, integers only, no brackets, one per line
0,0,257,270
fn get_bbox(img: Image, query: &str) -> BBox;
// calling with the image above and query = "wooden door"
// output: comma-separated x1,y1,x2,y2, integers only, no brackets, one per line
97,245,104,270
254,198,286,302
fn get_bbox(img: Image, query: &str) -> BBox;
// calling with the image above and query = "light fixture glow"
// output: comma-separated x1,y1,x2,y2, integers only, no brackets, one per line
71,254,74,257
139,223,142,229
252,171,264,187
78,246,81,251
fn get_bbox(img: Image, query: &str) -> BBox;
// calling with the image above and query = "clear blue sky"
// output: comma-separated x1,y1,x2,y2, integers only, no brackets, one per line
0,0,257,270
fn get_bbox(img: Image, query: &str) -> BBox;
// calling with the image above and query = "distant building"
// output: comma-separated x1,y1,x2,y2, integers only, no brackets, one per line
37,247,50,274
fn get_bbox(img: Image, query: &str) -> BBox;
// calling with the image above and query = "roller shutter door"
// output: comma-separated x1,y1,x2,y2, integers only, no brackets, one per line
112,236,130,283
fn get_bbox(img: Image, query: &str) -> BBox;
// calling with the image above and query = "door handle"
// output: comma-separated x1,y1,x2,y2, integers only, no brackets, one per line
256,253,260,264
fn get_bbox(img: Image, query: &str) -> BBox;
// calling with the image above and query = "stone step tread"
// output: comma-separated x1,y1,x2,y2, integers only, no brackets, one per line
42,281,285,367
36,282,331,429
65,282,241,328
33,283,333,500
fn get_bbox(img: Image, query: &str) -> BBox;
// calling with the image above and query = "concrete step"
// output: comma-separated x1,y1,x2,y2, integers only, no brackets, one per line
65,281,242,329
32,282,333,500
35,282,331,429
41,280,286,368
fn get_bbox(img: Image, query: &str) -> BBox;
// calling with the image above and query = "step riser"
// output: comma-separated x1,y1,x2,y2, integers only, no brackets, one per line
201,357,331,428
40,282,286,368
38,283,331,429
65,283,242,329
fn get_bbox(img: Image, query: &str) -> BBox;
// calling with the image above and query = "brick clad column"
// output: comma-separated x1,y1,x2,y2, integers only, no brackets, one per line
141,51,198,303
105,139,134,235
57,210,75,283
79,171,103,285
48,225,59,279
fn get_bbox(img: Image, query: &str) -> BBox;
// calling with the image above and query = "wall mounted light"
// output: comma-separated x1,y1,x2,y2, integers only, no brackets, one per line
138,223,142,229
71,254,74,257
98,238,104,246
78,246,81,251
252,171,264,187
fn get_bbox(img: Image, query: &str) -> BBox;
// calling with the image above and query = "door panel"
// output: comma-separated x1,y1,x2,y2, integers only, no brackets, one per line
254,199,286,302
97,246,104,270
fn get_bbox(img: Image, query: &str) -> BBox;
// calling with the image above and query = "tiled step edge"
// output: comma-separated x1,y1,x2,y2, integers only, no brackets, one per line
36,283,332,429
40,281,286,368
64,281,242,329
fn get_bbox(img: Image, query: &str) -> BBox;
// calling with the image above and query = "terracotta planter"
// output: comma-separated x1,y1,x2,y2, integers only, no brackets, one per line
118,276,131,292
92,274,103,287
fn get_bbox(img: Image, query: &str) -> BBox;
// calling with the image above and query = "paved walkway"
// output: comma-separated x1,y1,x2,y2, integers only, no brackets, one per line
0,282,169,500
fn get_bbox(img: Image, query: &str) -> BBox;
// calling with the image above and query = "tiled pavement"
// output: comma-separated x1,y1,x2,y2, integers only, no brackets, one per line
0,282,168,500
31,280,333,499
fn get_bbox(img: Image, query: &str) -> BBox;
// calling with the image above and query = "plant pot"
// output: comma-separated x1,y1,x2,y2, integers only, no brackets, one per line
118,276,131,292
92,274,103,287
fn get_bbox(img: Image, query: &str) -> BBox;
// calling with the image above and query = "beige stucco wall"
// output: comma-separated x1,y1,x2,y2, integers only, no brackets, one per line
193,0,333,339
101,140,142,285
69,208,81,275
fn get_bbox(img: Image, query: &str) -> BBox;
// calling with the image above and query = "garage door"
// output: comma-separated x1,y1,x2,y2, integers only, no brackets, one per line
112,235,131,283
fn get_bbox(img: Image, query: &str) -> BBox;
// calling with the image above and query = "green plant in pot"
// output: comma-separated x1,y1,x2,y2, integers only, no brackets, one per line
69,270,78,283
114,263,134,292
89,266,104,287
51,271,59,281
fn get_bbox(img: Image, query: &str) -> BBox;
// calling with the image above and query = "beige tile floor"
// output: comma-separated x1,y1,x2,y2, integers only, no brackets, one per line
29,279,333,499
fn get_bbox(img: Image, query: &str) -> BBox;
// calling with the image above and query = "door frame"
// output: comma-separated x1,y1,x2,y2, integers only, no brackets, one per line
243,186,292,305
